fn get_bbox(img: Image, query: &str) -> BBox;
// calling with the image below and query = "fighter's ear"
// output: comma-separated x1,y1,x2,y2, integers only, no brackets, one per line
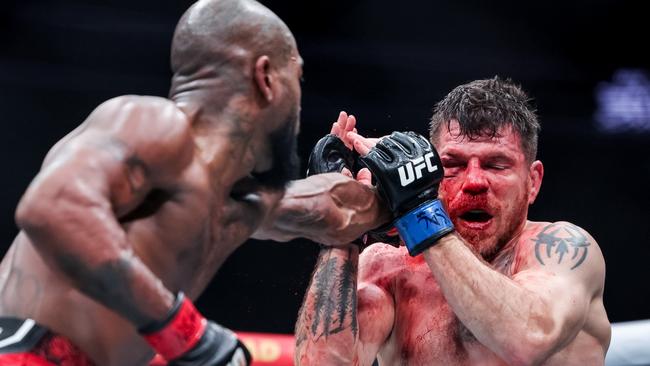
254,55,273,102
528,160,544,204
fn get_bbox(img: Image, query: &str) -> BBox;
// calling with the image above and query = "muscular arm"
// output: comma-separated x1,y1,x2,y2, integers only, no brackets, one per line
253,173,391,246
422,223,607,365
15,96,193,327
295,245,394,366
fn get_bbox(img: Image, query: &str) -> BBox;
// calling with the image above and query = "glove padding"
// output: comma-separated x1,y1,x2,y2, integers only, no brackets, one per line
359,131,453,255
306,134,360,177
307,134,399,247
169,322,251,366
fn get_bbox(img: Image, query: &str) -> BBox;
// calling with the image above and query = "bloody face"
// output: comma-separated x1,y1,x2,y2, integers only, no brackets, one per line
436,120,537,259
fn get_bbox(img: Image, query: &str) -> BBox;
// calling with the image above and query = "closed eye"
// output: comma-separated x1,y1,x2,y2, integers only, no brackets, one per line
442,162,464,177
485,164,507,170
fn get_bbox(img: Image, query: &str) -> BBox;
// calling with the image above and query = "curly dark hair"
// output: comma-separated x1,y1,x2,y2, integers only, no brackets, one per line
429,77,540,162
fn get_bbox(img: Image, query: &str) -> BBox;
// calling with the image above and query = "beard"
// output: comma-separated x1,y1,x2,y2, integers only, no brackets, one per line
252,109,301,190
447,192,529,261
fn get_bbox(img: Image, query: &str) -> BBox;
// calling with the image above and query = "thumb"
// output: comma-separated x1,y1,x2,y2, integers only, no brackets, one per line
356,168,373,187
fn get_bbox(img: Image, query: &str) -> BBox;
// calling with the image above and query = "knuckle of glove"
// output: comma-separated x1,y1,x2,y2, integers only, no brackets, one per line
362,131,445,215
307,134,359,176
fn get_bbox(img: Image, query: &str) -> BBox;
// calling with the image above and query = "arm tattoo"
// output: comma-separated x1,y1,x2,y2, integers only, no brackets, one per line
532,223,591,270
309,247,358,340
57,253,154,326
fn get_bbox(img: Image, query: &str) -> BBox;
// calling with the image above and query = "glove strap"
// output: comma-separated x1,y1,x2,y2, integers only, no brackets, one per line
394,199,454,256
139,292,207,361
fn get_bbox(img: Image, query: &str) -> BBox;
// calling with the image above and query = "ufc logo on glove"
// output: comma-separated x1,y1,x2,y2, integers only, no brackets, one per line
397,152,438,186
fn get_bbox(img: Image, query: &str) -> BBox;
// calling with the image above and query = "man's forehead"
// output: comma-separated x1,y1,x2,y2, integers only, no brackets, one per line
437,120,524,154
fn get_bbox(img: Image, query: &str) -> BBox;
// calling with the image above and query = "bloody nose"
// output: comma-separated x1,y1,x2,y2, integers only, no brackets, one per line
461,162,488,195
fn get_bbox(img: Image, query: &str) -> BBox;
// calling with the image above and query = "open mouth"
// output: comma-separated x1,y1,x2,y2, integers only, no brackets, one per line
459,210,493,223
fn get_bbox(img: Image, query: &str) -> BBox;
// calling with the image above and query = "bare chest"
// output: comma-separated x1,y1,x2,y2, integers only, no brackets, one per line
378,262,505,366
120,165,264,294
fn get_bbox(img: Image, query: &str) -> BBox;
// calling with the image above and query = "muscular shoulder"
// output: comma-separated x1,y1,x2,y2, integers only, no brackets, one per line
359,244,409,285
517,220,606,295
88,95,190,140
83,96,194,176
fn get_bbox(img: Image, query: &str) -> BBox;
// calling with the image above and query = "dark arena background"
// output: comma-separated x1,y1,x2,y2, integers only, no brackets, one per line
1,0,649,364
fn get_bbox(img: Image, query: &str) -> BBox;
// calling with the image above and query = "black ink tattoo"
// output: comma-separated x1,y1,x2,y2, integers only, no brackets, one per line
333,247,357,337
310,255,337,337
532,223,590,270
309,248,358,341
416,207,451,228
57,253,155,327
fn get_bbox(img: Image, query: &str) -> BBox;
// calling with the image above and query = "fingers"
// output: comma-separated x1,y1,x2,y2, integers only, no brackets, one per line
356,168,373,187
330,111,348,135
340,167,353,178
330,122,340,136
343,114,356,134
331,111,357,149
348,132,379,156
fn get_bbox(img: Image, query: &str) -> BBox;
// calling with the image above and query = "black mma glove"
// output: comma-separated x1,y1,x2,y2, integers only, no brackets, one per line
139,292,251,366
306,134,359,176
306,134,400,247
359,131,454,255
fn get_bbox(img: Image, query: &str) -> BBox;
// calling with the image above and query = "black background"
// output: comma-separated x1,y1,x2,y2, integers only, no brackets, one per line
1,0,649,335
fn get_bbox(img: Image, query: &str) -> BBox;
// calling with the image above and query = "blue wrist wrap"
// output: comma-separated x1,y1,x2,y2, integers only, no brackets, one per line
394,199,454,256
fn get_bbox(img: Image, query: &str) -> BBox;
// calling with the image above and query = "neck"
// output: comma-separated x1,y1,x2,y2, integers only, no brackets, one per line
489,219,530,274
174,95,270,188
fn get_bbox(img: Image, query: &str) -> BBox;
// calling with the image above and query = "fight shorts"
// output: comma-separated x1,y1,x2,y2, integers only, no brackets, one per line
0,317,95,366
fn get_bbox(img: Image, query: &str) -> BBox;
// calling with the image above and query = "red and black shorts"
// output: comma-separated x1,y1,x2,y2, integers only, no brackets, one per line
0,317,95,366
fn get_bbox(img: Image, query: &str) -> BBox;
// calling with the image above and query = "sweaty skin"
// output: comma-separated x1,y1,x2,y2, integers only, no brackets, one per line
0,3,387,364
0,100,384,366
295,116,610,365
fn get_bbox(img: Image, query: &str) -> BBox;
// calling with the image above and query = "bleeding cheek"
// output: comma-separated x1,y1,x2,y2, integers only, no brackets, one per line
438,179,457,207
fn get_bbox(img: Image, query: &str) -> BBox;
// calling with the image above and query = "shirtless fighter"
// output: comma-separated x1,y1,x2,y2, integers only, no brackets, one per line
296,78,611,365
0,1,387,365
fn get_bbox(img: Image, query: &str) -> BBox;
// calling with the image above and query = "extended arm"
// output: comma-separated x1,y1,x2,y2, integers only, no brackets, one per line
253,173,390,245
423,223,606,365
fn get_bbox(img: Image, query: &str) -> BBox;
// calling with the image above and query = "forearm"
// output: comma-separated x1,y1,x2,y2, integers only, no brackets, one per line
295,245,360,365
16,191,174,328
423,234,554,364
255,173,390,245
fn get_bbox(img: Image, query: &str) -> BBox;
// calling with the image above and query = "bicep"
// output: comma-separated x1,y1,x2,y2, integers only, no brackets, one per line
514,223,605,348
357,282,394,365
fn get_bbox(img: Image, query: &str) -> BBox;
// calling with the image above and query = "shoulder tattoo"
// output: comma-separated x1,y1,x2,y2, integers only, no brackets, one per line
532,223,591,270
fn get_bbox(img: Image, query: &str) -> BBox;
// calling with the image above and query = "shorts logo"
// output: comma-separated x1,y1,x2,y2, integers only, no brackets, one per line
398,152,438,186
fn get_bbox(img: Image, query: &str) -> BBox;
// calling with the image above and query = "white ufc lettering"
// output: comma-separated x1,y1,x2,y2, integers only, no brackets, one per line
397,152,438,186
